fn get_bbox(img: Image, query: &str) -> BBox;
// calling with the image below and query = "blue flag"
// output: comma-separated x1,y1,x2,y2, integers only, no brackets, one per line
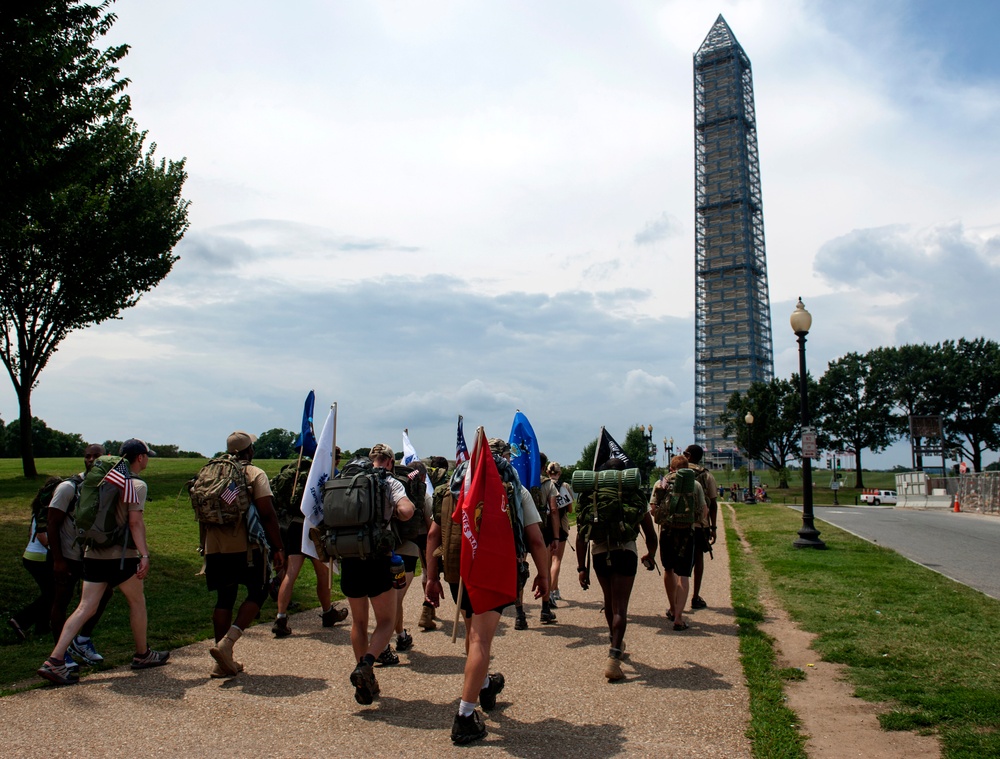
508,410,541,489
294,390,318,457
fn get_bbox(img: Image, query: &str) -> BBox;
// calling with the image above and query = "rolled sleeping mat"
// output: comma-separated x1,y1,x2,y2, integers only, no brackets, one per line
572,468,642,492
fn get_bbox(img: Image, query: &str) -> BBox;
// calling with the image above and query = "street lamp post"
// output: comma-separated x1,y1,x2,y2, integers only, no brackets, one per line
791,298,826,549
744,412,754,503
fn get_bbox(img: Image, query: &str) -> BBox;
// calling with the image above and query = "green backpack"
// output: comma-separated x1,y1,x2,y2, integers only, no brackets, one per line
572,468,647,545
75,455,133,551
270,460,311,529
652,468,698,527
189,454,251,525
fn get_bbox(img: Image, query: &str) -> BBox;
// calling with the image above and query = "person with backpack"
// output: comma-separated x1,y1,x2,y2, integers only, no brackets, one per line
8,483,57,642
45,444,115,669
342,444,416,706
198,431,285,678
424,437,550,745
575,458,658,681
544,461,574,607
651,455,708,632
38,439,168,685
683,444,719,610
271,448,348,640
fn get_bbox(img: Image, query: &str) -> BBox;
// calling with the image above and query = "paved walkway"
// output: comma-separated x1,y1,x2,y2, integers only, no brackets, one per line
0,514,749,757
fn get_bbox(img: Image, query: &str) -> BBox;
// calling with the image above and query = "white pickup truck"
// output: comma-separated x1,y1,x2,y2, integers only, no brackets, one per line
860,489,897,505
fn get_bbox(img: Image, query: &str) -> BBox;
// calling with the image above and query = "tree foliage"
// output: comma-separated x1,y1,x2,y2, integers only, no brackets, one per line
0,1,190,477
254,428,298,460
719,377,808,487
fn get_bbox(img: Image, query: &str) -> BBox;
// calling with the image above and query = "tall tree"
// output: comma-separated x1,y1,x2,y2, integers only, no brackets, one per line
719,377,807,488
815,352,896,489
0,1,190,476
936,338,1000,472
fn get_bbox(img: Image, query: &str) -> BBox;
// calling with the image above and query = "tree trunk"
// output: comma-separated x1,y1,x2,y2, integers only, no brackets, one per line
17,385,37,478
854,456,864,490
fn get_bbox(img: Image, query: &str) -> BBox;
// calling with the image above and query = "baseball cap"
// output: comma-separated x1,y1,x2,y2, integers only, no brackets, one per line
227,431,257,454
120,438,156,457
488,438,511,456
369,443,395,462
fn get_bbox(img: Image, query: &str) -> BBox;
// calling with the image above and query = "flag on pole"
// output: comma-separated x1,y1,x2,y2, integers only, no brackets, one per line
455,415,470,465
300,405,335,560
402,430,419,466
102,457,138,504
508,410,541,489
593,426,634,470
452,427,516,614
293,390,318,457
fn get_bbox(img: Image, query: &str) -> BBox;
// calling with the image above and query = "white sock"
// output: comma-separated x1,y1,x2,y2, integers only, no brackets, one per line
481,674,491,690
459,700,476,717
276,613,287,619
75,635,90,644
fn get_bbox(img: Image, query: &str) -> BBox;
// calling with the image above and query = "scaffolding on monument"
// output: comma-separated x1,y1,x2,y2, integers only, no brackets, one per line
693,15,774,465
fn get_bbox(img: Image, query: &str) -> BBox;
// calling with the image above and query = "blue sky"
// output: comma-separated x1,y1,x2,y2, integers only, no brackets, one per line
5,0,999,468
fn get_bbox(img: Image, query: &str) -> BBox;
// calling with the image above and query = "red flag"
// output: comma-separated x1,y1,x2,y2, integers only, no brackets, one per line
452,427,516,614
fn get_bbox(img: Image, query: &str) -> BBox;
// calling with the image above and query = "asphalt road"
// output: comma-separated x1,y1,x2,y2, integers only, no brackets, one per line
790,505,1000,600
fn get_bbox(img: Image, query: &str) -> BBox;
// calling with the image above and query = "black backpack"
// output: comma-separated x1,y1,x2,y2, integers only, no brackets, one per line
30,475,82,538
391,464,424,544
319,458,395,560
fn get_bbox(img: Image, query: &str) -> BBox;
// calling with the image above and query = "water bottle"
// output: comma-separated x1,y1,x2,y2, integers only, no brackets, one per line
390,552,405,589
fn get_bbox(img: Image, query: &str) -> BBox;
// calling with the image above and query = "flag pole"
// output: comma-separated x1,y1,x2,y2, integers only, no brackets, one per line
593,426,605,470
451,578,464,644
329,402,338,589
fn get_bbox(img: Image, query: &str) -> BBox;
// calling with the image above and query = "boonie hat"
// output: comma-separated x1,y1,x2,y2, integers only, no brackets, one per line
488,438,511,456
227,431,257,454
120,438,156,457
369,443,395,462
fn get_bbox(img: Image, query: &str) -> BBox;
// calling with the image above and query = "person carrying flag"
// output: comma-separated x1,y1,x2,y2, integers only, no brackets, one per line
424,431,550,745
38,439,168,685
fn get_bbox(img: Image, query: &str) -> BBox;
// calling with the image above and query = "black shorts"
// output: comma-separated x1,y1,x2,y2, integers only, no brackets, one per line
541,523,570,545
593,549,638,578
402,554,418,573
340,555,393,599
83,557,140,588
412,534,428,554
205,550,269,594
280,519,305,557
448,581,511,620
694,527,712,553
659,528,697,577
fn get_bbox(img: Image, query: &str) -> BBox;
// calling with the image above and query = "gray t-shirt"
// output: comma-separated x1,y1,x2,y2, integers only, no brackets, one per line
49,475,84,561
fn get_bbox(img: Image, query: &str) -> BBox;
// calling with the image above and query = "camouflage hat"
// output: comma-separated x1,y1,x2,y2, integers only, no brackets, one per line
369,443,395,462
488,438,511,456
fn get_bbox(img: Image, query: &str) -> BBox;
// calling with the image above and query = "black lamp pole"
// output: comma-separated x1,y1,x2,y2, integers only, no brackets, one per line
791,298,826,549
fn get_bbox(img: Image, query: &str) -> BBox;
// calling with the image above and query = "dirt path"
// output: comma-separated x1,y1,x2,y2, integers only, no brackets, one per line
727,502,941,758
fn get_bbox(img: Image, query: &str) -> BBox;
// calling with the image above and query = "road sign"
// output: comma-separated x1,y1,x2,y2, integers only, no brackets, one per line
801,427,818,458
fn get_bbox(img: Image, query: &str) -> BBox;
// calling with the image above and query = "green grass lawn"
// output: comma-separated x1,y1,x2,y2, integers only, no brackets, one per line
0,457,338,694
729,501,1000,759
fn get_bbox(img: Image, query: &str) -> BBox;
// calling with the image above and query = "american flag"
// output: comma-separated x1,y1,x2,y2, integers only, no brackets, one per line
220,482,240,506
456,415,470,465
103,458,138,504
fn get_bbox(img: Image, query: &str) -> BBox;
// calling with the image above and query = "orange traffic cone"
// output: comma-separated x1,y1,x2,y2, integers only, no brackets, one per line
953,495,961,513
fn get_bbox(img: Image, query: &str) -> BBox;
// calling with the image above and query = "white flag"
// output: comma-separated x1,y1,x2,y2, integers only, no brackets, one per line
401,430,419,466
300,406,335,560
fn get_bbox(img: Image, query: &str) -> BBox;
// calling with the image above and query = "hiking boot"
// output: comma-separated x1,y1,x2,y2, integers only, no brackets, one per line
479,672,505,711
514,610,528,630
540,606,557,625
321,606,349,627
69,636,104,665
451,710,487,745
376,645,399,666
272,616,292,638
604,655,624,681
8,617,27,642
418,604,437,630
132,648,170,669
350,661,379,705
210,633,239,675
37,657,78,686
691,596,708,609
210,659,244,678
396,630,414,652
